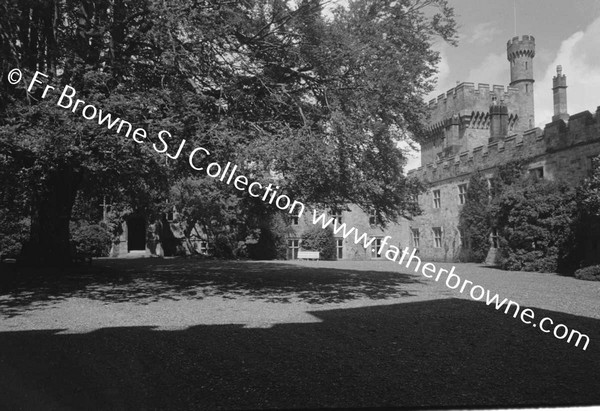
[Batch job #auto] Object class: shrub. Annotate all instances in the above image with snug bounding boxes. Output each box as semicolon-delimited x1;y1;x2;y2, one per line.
70;222;112;257
247;214;290;260
0;212;30;258
574;265;600;281
300;226;336;260
571;155;600;268
492;178;576;273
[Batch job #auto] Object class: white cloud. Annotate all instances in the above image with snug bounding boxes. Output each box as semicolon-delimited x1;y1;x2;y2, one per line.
536;16;600;126
465;52;508;86
398;140;421;172
426;44;451;101
464;22;500;45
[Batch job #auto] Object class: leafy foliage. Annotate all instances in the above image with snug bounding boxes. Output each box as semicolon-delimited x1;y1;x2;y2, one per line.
489;160;524;199
70;221;112;257
491;177;576;273
247;213;290;260
300;225;336;260
457;171;490;263
574;265;600;281
0;210;29;258
0;0;456;265
572;155;600;268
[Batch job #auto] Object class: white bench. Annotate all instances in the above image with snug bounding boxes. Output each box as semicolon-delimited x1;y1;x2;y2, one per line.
297;250;320;260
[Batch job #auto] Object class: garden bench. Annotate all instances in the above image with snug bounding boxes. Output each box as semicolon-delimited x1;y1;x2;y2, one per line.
297;250;320;260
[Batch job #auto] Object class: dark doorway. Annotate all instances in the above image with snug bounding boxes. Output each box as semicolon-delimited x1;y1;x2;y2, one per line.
127;217;146;251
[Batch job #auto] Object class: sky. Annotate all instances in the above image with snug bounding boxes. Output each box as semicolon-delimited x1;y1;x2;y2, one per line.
403;0;600;170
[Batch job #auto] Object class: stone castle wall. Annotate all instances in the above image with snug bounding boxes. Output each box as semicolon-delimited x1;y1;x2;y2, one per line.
410;108;600;185
407;107;600;262
421;83;531;165
427;83;522;127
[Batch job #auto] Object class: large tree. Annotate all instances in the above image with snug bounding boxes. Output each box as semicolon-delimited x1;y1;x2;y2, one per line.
0;0;456;265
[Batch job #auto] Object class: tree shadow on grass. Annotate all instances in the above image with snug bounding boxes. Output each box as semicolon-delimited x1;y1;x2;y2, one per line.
0;298;598;410
0;259;424;316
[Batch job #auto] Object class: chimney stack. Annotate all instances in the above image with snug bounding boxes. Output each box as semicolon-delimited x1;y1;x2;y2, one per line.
552;65;569;122
489;96;509;142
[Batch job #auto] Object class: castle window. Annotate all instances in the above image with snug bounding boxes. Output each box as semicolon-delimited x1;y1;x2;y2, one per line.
369;208;377;226
433;227;443;248
411;228;420;249
491;229;500;248
330;208;343;225
433;190;441;209
529;166;544;179
458;184;468;205
290;211;300;225
336;239;344;260
525;61;528;70
525;84;529;93
371;237;384;259
287;239;300;260
166;210;175;222
199;241;211;255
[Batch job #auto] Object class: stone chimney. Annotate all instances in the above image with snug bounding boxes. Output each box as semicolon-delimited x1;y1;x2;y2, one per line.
552;65;569;122
489;96;509;142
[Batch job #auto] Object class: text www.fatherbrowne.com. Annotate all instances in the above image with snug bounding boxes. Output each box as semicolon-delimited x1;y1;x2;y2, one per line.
312;210;591;351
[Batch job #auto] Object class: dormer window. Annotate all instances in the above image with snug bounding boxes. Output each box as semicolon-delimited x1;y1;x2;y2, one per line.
368;208;377;226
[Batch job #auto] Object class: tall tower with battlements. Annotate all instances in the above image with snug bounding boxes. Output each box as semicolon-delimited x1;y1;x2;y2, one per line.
507;35;535;129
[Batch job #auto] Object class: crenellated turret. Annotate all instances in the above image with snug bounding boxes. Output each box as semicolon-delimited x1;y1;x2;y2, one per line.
507;35;535;128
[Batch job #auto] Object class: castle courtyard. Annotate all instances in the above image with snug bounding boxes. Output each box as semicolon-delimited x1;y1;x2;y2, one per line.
1;258;599;409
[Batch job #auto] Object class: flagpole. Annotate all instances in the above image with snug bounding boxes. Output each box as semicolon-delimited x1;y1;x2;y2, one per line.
514;0;517;36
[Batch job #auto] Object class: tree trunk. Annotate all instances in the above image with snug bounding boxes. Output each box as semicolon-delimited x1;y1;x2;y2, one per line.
18;165;82;266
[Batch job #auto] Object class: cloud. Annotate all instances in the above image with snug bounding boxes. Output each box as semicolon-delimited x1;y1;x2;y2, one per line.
535;16;600;126
465;52;508;86
398;140;421;172
436;48;450;85
425;44;451;101
463;22;501;45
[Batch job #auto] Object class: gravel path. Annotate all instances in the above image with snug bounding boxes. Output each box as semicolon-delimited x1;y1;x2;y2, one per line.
0;258;598;409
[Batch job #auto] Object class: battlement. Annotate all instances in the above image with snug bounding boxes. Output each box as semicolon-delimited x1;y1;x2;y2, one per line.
409;107;600;183
553;65;567;88
507;35;535;60
507;35;535;46
427;82;523;126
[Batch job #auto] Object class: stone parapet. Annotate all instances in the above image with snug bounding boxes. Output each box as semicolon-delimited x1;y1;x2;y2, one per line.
408;108;600;182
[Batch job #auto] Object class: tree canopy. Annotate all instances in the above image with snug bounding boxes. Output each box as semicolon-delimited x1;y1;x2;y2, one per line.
0;0;457;265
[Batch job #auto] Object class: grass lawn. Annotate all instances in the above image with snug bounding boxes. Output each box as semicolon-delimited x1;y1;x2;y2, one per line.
0;258;599;410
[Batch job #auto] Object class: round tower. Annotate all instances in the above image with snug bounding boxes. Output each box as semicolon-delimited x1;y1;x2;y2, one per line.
507;35;535;129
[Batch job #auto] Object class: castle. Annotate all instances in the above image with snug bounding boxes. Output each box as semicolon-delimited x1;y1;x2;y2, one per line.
286;34;600;262
111;35;600;263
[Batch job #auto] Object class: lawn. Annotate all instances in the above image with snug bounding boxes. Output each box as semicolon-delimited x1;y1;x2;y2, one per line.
0;258;599;410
